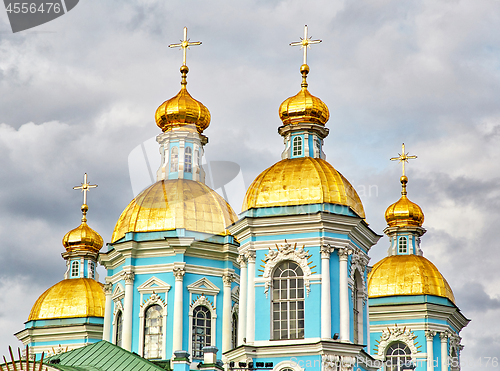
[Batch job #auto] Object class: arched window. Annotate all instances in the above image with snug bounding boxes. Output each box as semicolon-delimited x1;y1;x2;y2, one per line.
315;138;321;158
385;342;411;371
170;147;179;172
398;237;407;254
144;304;163;359
353;270;363;344
71;261;79;277
292;137;303;157
272;261;305;340
89;261;95;279
192;306;211;359
115;311;123;347
231;312;238;349
185;147;192;173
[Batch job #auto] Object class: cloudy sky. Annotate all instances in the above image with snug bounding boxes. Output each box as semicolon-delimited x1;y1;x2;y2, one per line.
1;0;499;368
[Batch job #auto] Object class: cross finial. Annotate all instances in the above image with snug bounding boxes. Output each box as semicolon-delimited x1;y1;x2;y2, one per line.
73;173;97;206
169;27;202;66
290;25;322;65
390;143;417;177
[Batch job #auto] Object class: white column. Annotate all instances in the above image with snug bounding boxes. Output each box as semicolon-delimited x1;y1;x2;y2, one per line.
222;273;234;353
426;331;436;371
246;250;256;344
320;245;332;339
122;272;135;351
102;283;113;342
172;267;186;353
237;255;247;345
440;332;449;371
338;248;351;342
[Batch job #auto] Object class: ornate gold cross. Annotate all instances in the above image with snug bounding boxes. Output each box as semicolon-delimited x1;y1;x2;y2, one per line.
73;173;97;205
169;26;202;66
290;25;322;65
390;143;417;176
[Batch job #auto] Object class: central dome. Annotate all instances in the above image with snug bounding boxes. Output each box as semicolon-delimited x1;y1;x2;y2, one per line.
368;255;455;303
243;157;365;218
112;179;238;242
28;278;105;321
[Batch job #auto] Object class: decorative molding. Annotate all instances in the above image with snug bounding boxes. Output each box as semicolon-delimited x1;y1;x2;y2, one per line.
322;355;340;371
103;283;113;295
425;330;436;341
261;241;313;298
375;325;420;358
173;267;186;281
112;283;125;302
223;273;234;286
273;360;304;371
187;277;220;296
123;272;135;284
320;244;332;259
231;285;240;304
137;276;171;304
337;246;353;260
246;249;256;263
237;254;247;268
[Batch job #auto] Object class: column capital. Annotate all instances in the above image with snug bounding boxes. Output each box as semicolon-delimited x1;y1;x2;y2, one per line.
440;331;449;341
173;267;186;281
320;244;332;259
425;330;436;340
237;254;247;268
124;272;135;284
337;247;353;260
104;282;113;295
222;273;234;286
246;250;256;263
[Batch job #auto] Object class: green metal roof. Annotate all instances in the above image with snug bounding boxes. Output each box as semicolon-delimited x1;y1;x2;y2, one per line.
44;341;167;371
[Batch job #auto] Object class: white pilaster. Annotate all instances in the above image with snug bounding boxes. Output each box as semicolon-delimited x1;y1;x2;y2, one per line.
222;273;234;353
426;331;436;371
237;255;247;345
102;283;113;342
320;245;332;339
172;267;186;353
441;332;448;371
338;247;351;342
122;272;135;351
246;250;256;344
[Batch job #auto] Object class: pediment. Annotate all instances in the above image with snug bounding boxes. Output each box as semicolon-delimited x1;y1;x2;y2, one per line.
187;277;220;295
137;276;171;293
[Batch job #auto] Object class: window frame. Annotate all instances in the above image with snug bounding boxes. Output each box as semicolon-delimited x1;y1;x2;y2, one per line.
143;304;164;360
271;261;305;340
71;261;80;278
292;136;303;157
191;305;212;359
185;146;192;173
398;236;408;254
384;341;411;371
170;146;179;172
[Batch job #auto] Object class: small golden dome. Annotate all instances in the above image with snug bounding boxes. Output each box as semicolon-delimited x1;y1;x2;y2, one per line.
111;179;238;243
62;205;104;253
28;278;105;321
155;65;211;134
368;255;455;303
243;157;365;218
385;176;424;227
279;64;329;126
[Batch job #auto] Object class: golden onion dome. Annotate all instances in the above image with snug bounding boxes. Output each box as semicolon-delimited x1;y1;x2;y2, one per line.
155;65;211;134
111;179;238;243
62;205;104;253
279;64;329;126
242;157;365;218
368;255;455;303
28;278;105;321
385;175;424;227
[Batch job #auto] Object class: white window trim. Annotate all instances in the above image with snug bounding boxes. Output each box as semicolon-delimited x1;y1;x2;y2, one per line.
138;293;168;359
187;277;220;309
188;295;217;359
273;360;304;371
112;300;124;345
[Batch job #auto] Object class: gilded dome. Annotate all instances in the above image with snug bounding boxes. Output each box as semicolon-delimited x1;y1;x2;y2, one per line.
368;255;455;303
385;176;424;227
155;65;211;134
243;157;365;218
62;207;104;253
279;64;329;126
112;179;238;243
28;278;105;321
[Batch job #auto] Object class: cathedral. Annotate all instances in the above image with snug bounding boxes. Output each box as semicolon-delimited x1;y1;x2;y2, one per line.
12;27;469;371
